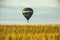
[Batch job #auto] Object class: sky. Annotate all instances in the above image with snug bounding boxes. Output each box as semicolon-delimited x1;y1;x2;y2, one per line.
0;0;60;24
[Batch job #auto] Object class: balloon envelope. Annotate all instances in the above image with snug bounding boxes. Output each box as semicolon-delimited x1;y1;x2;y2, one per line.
22;8;33;22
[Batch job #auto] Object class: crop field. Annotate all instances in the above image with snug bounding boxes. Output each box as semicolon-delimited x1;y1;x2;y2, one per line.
0;24;60;40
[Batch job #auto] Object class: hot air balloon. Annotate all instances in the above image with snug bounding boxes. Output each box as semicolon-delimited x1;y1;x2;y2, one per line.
22;8;33;22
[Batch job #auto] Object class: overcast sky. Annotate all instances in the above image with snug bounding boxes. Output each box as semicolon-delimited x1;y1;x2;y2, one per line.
0;0;60;24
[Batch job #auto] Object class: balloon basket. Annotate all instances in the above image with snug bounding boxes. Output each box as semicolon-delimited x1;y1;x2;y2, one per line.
27;20;29;23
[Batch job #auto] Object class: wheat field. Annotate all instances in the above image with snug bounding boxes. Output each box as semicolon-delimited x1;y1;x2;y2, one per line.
0;24;60;40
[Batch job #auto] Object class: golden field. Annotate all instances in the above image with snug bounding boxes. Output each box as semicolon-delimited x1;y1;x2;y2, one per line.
0;24;60;40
